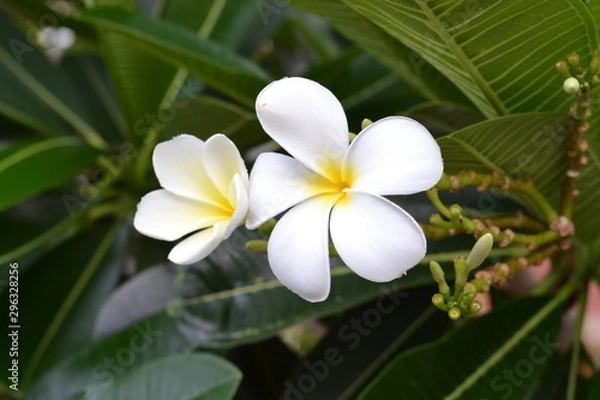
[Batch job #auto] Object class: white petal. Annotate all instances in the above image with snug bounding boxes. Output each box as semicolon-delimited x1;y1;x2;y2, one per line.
330;191;426;282
267;194;339;302
343;117;443;195
246;152;335;229
203;134;248;198
168;221;228;264
256;77;349;180
133;190;229;241
224;174;249;238
53;27;76;50
153;134;227;206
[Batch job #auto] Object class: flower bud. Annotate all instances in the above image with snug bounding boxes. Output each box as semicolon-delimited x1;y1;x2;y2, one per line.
566;53;580;69
245;240;268;254
430;261;450;295
563;77;580;95
555;60;571;79
432;293;447;310
466;233;494;271
258;218;277;236
448;307;461;320
361;118;373;130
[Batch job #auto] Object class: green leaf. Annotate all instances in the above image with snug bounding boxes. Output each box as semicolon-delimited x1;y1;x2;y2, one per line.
158;95;268;151
24;312;193;400
285;289;451;400
93;264;175;338
343;0;598;117
359;292;571;400
71;354;241;400
290;0;470;105
94;0;275;138
306;51;425;129
587;0;600;38
0;220;125;390
438;113;600;242
159;0;281;54
0;137;99;212
77;9;270;109
168;230;472;349
0;14;108;149
0;195;76;270
404;101;485;138
589;372;600;400
0;64;70;137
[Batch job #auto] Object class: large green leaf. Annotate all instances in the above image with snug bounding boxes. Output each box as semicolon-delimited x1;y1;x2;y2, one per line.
159;0;281;54
284;289;451;400
290;0;470;106
0;14;107;148
306;50;425;129
71;354;241;400
0;137;99;212
438;113;600;242
158;95;268;151
95;0;277;138
0;195;76;271
0;64;70;137
0;220;125;390
77;9;270;109
24;313;192;400
404;101;485;137
343;0;597;117
168;229;498;349
359;293;569;400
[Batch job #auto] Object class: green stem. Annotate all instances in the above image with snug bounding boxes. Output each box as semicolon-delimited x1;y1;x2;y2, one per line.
426;188;451;219
566;282;588;400
437;172;558;223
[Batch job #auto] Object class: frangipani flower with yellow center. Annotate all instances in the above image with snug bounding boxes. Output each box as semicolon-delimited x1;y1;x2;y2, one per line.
134;134;248;264
247;77;443;302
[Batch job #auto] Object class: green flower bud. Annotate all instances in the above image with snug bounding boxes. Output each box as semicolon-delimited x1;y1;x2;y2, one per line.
470;300;482;315
563;77;580;95
555;60;571;79
432;293;447;310
448;307;461;320
566;53;580;69
430;261;450;295
245;240;268;254
466;233;494;271
258;218;277;236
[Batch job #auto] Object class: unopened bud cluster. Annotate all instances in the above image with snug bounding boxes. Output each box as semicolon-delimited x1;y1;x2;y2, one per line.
430;234;493;319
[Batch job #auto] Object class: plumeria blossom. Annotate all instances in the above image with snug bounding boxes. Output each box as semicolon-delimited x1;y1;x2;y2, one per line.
134;134;248;264
247;77;443;302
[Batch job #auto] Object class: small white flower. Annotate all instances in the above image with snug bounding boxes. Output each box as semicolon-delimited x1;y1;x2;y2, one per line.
247;77;443;302
134;134;249;264
36;27;76;63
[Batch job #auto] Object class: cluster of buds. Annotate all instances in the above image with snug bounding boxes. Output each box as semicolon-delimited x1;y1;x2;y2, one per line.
430;234;494;319
556;50;600;103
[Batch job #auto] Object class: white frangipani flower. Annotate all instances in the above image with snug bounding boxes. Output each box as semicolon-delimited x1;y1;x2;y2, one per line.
247;77;443;302
134;134;248;264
